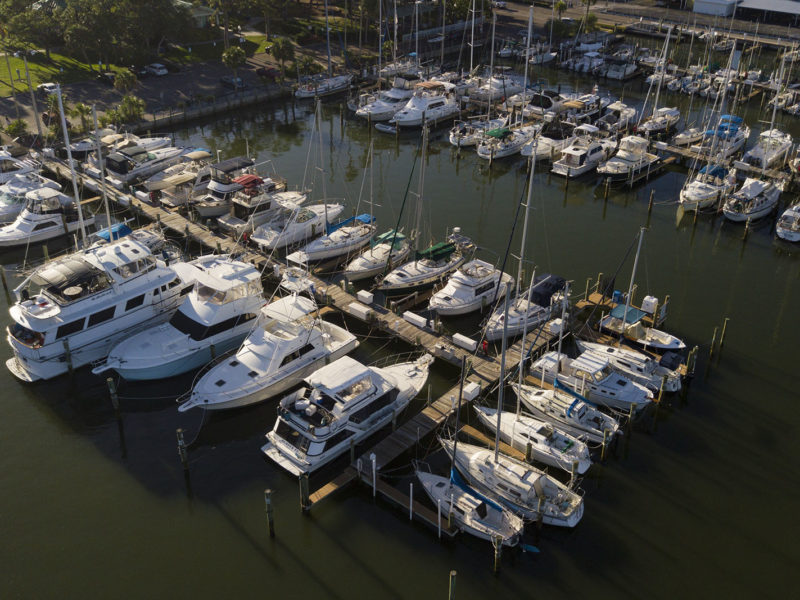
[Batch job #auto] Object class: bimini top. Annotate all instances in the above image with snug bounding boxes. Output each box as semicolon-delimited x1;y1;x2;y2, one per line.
327;213;375;234
699;164;727;178
609;304;648;324
529;273;566;306
212;156;255;173
305;356;378;399
719;115;743;124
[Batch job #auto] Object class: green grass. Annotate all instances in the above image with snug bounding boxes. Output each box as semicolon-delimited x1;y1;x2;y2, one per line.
162;35;271;65
0;51;128;97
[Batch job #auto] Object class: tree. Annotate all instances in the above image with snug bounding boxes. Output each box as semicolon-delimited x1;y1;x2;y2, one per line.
222;46;246;81
555;1;567;20
8;8;64;59
70;102;91;133
118;95;146;123
583;12;598;33
114;70;138;94
271;37;295;78
4;119;28;138
297;55;322;77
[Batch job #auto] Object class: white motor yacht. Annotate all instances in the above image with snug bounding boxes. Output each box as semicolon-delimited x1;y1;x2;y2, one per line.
574;340;682;393
474;406;592;474
596;100;637;134
551;124;616;178
672;126;705;147
6;235;197;381
429;259;513;316
416;470;524;545
262;354;432;475
344;230;410;281
92;256;263;381
295;74;353;98
377;230;474;296
140;150;213;194
558;93;610;125
216;186;298;238
512;383;620;444
0;188;96;248
251;203;344;251
476;125;538;160
0;173;61;224
83;145;189;190
192;157;258;218
637;107;681;137
484;274;567;341
605;60;638;80
520;121;575;162
597;135;660;184
439;438;584;528
736;129;793;171
0;151;39;184
388;81;460;128
469;74;524;103
286;213;376;265
353;76;417;122
722;177;781;222
530;350;653;413
776;203;800;242
521;89;566;118
679;165;737;211
179;296;359;412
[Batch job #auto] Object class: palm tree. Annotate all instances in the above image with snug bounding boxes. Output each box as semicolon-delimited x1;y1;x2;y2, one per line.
114;70;138;94
271;37;295;79
69;102;91;133
555;0;567;20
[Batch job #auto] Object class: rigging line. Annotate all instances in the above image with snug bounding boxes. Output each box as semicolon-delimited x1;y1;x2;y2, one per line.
489;169;528;309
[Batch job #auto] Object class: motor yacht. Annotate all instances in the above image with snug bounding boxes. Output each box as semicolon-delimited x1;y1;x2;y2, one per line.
429;259;513;316
551;124;616;178
0;173;61;224
388;81;460;128
596;100;637;134
216;186;298;238
597;135;660;184
83;145;189;190
736;129;793;171
0;188;96;248
0;151;39;184
353;76;417;122
637;106;681;137
295;74;353;99
192;157;258;218
574;340;682;393
776;203;800;242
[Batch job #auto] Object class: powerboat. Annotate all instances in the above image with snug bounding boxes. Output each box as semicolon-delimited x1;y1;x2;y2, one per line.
520;120;575;162
83;145;189;190
416;470;524;545
250;203;344;251
530;350;653;413
285;213;376;264
0;151;39;184
428;258;514;316
574;340;682;393
344;230;410;282
192;157;258;218
6;234;197;381
558;93;610;125
295;73;353;98
0;173;61;224
736;129;793;171
474;405;592;474
597;135;660;184
262;354;432;475
469;74;524;103
722;177;781;222
637;106;681;137
388;81;460;128
137;150;214;204
596;100;637;134
551;124;616;178
0;188;96;248
377;229;474;296
179;295;359;412
678;165;737;211
92;256;264;380
439;438;584;528
483;273;566;341
353;76;417;122
598;305;686;352
216;187;299;238
511;383;620;444
520;89;566;118
776;203;800;242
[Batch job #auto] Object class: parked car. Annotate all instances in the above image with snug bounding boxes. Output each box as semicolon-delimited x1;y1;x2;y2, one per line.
220;75;246;90
492;1;507;7
36;82;58;95
145;63;168;76
129;65;149;78
256;66;280;81
96;72;116;86
160;59;182;73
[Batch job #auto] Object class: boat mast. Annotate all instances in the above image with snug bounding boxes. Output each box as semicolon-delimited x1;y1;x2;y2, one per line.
494;288;511;463
553;280;569;379
316;100;328;226
378;0;382;85
393;0;398;64
412;127;428;254
469;0;476;73
56;85;88;247
520;6;533;127
549;0;555;49
91;105;113;240
440;0;446;68
620;227;645;344
486;13;496;121
516;152;537;415
651;26;672;118
414;0;419;70
324;0;332;77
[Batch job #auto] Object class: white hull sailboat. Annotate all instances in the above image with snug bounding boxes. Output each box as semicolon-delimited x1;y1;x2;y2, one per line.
344;230;410;281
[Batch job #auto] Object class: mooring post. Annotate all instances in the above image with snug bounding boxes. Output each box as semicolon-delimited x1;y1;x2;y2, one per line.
604;177;610;201
448;570;457;600
601;429;609;462
648;189;655;215
719;317;730;350
536;496;544;531
370;452;377;498
627;403;636;435
570;460;578;487
709;326;719;360
349;438;355;463
299;473;310;512
437;498;442;539
493;535;502;573
209;343;216;360
0;267;11;305
525;441;532;463
264;488;275;538
176;428;189;471
42;244;49;263
62;339;74;378
106;377;120;418
409;483;414;520
448;493;455;530
743;217;751;240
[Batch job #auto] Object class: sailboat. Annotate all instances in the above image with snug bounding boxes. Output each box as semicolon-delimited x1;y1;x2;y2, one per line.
295;0;352;98
637;27;681;137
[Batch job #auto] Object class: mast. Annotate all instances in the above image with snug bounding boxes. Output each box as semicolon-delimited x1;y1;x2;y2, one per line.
620;228;645;344
56;85;88;247
469;0;476;73
378;0;382;85
412;127;428;253
324;0;332;77
549;0;555;49
414;0;419;69
440;0;446;68
494;288;511;462
316;100;328;226
516;152;538;414
486;13;496;121
651;26;672;117
91;105;113;240
520;6;533;127
553;280;569;378
393;0;398;63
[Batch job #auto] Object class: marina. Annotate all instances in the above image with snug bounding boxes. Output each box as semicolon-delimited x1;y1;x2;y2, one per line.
2;4;800;598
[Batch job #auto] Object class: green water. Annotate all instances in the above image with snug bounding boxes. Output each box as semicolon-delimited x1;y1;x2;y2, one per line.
1;70;798;599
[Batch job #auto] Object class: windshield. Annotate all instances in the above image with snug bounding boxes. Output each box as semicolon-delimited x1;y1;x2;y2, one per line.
195;283;227;304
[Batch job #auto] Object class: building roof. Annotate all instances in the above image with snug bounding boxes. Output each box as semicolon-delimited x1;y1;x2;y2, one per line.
737;0;800;13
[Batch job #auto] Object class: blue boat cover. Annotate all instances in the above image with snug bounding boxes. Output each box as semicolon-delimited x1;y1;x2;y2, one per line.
555;378;598;409
719;114;743;124
609;304;648;324
326;213;376;234
95;223;132;242
699;165;727;178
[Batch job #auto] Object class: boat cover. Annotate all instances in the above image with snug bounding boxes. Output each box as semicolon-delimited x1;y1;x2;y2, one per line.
609;304;648;324
326;213;375;234
212;156;255;173
95;223;133;242
486;127;512;139
416;241;455;262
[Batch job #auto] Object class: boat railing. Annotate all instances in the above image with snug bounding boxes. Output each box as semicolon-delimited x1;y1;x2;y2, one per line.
177;346;239;404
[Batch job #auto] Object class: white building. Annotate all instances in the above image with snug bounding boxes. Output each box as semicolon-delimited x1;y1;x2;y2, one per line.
693;0;738;16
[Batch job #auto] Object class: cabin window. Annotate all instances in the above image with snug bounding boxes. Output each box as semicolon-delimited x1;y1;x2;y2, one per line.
322;429;354;451
168;278;181;289
125;294;145;311
8;323;44;348
275;419;310;452
279;343;317;367
88;306;115;327
56;318;85;339
160;285;167;292
349;389;398;424
32;221;58;231
153;288;160;296
179;285;193;296
474;282;495;296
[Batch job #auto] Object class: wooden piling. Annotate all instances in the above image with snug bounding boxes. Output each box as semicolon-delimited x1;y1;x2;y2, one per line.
299;473;310;512
709;326;719;360
743;218;751;240
62;339;74;378
493;535;502;573
448;570;457;600
42;244;49;263
604;178;610;201
719;317;730;349
648;189;655;214
0;267;11;305
627;403;635;435
601;429;609;462
409;483;414;520
525;441;532;463
370;452;377;498
264;488;275;538
176;428;189;471
106;377;120;418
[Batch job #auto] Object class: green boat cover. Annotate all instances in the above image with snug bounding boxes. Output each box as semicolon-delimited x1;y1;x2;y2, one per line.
417;241;455;262
486;127;512;139
374;229;406;248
